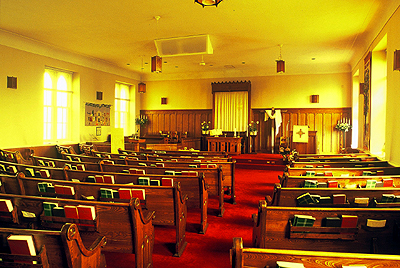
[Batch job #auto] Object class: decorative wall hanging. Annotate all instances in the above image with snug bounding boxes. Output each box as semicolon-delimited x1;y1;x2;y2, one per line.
85;102;111;126
362;52;371;151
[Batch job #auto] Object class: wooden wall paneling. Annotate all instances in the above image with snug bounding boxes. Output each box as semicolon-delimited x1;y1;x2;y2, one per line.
298;112;306;126
315;113;323;154
323;113;333;153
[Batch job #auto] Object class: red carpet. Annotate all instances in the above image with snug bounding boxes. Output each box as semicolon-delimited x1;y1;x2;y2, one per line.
104;154;283;268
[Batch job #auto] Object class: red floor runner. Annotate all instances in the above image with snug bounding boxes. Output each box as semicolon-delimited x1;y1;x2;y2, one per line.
104;162;283;268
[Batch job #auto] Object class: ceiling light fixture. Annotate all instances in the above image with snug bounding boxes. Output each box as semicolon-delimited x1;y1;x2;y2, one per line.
152;16;162;73
276;44;285;73
138;56;146;93
195;0;223;7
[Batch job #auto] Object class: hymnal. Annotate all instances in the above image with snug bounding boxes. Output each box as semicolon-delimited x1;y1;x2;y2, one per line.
7;234;37;258
341;215;358;228
0;199;13;212
77;205;96;220
162;178;174;187
64;205;79;219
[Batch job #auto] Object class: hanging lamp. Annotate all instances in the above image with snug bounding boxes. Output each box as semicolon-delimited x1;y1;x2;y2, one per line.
195;0;223;7
276;44;285;73
151;16;162;73
138;56;146;93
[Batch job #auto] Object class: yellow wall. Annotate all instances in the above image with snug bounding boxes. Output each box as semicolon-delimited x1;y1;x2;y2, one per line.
140;72;351;110
0;44;139;149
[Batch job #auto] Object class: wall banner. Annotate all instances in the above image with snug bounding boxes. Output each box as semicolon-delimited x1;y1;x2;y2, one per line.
85;102;111;126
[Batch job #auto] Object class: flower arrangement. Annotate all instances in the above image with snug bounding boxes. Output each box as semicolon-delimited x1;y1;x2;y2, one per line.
335;120;351;132
135;115;149;127
279;146;297;165
201;121;211;131
248;121;259;133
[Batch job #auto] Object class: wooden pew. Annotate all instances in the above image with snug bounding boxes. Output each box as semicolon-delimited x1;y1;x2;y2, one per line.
62;166;204;236
107;162;226;217
268;183;400;207
230;237;400;268
0;148;33;165
252;200;400;255
123;157;236;205
285;166;400;177
60;152;126;165
139;148;228;157
0;223;106;268
1;171;189;256
0;192;155;268
296;155;380;162
32;155;101;171
0;160;65;179
279;173;400;188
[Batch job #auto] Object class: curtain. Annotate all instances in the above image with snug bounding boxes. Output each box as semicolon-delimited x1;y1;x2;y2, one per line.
214;91;248;131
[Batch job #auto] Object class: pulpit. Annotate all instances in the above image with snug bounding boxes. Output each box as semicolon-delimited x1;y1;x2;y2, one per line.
206;136;242;155
124;137;146;151
289;130;317;154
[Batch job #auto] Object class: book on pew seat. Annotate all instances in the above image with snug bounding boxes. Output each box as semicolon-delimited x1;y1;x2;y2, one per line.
366;219;386;228
0;163;6;171
395;195;400;202
276;261;305;268
322;217;341;227
52;206;65;217
138;163;147;166
327;181;338;188
100;188;114;198
138;177;150;185
150;179;160;186
193;159;202;163
383;178;394;187
317;182;328;188
208;164;217;168
381;194;395;203
76;164;85;171
7;165;17;174
340;215;358;228
47;161;55;167
7;234;37;262
292;215;316;227
165;170;176;175
137;169;145;175
363;171;372;176
77;205;96;220
156;163;165;167
43;202;58;218
65;156;72;161
155;158;163;161
54;185;75;195
310;195;321;203
366;179;377;188
103;160;114;164
129;168;139;174
200;164;208;168
103;175;115;184
319;196;332;204
305;171;316;176
303;180;318;188
0;199;14;212
64;205;79;219
188;164;198;168
354;197;369;205
162;178;174;186
47;185;55;193
333;194;346;204
189;171;198;176
296;193;317;205
181;171;190;176
131;189;146;201
112;190;119;198
118;188;132;199
39;169;50;178
94;175;104;183
375;181;383;187
25;168;35;177
340;174;350;177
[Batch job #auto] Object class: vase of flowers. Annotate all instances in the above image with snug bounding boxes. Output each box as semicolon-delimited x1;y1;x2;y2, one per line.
201;121;211;135
335;119;351;152
279;146;297;166
248;121;259;136
335;121;351;132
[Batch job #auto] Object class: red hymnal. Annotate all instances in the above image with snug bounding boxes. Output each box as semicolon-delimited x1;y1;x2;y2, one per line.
129;168;138;174
77;205;96;220
39;169;50;178
103;175;115;184
0;199;13;212
383;178;394;187
328;180;338;188
341;215;358;228
64;205;79;219
118;188;132;199
94;175;104;183
7;234;36;258
162;178;174;187
131;189;146;201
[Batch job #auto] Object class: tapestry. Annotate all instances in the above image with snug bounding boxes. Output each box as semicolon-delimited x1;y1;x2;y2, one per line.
292;125;308;143
363;52;371;151
85;102;111;126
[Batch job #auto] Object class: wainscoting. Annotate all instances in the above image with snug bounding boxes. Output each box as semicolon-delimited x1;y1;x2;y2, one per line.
141;107;352;154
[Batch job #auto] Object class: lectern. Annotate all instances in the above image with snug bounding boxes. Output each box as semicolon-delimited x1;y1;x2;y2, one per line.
289;130;317;154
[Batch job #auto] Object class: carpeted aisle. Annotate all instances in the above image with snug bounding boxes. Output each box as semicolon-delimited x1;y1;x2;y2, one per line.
104;154;283;268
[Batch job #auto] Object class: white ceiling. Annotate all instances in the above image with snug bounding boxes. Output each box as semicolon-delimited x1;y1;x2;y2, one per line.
0;0;398;80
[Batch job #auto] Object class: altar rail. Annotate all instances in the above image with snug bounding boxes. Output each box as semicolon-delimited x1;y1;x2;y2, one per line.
207;137;242;155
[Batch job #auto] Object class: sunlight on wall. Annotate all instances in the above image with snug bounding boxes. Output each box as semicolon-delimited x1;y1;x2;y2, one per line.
370;35;387;157
352;70;359;149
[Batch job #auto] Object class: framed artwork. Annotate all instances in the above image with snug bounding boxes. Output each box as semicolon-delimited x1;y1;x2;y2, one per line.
363;52;371;151
85;102;111;126
96;127;101;136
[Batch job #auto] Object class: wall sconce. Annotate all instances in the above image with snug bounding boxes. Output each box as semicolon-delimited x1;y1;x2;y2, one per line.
7;76;17;89
138;82;146;93
394;50;400;71
96;91;103;100
311;95;319;103
151;56;162;73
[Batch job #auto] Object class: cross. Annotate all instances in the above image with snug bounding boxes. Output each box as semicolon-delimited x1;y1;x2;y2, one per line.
296;128;305;138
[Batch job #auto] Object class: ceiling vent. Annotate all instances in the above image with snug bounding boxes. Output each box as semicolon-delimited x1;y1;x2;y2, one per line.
155;34;213;57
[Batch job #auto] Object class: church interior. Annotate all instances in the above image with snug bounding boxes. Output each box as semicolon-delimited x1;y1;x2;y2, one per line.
1;1;400;267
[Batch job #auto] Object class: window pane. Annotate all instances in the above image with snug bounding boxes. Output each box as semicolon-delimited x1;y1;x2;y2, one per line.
57;75;68;91
44;72;53;89
44;90;52;106
57;92;68;107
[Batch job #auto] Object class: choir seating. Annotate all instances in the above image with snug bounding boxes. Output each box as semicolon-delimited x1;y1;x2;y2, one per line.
230;237;400;268
1;172;190;256
0;192;155;268
252;200;400;255
0;223;106;268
